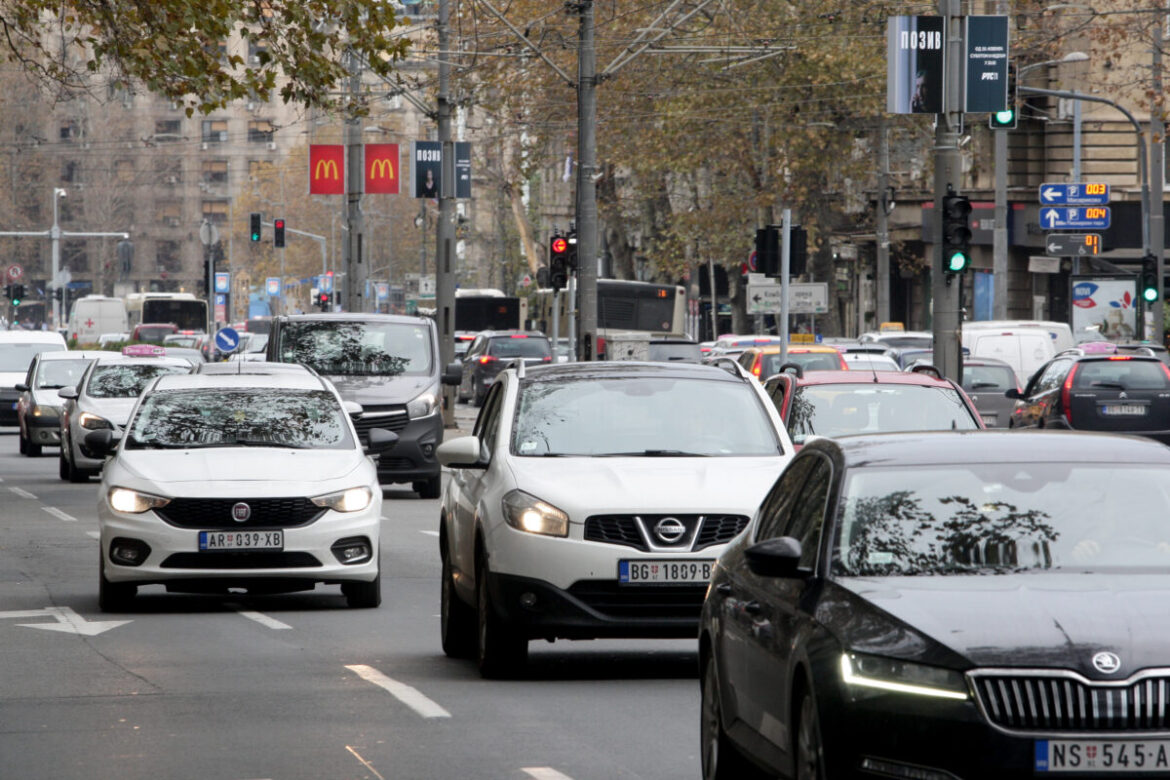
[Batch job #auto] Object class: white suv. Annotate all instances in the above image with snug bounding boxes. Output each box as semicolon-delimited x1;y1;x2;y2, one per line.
437;361;793;677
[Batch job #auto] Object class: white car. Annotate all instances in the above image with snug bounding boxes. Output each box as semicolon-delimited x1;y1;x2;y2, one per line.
437;361;793;677
94;371;389;611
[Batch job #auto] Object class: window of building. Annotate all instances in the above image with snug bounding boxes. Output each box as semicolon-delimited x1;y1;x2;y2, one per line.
59;120;79;142
201;119;228;144
202;160;228;185
115;160;135;183
62;160;80;183
248;41;269;65
156;240;181;274
155;119;181;142
201;200;229;225
157;202;182;228
248;120;274;144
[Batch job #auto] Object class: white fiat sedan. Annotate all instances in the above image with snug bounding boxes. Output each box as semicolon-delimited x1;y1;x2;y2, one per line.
94;372;388;611
437;361;793;677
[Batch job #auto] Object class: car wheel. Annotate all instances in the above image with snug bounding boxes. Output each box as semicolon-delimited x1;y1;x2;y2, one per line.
18;429;27;455
440;542;476;659
66;450;88;483
476;553;527;678
98;558;136;613
59;451;69;480
26;438;42;457
342;570;382;608
794;687;826;780
701;654;766;780
414;476;441;500
473;378;485;408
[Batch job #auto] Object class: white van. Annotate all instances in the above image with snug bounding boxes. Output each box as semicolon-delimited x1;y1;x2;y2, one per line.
962;325;1057;386
0;330;67;426
964;320;1074;352
68;296;127;345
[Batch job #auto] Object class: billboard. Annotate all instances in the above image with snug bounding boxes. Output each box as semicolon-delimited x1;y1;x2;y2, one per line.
364;143;400;195
887;16;945;114
309;144;345;195
411;140;441;198
1071;276;1138;341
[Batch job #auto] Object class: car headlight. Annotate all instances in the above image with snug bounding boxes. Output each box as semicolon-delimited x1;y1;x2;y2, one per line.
108;487;171;514
32;404;60;418
311;486;373;513
840;653;969;700
502;490;569;537
406;391;439;419
79;412;113;430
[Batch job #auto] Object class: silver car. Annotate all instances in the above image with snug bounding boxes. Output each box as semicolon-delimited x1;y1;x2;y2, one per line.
960;356;1020;428
58;353;192;481
15;350;108;456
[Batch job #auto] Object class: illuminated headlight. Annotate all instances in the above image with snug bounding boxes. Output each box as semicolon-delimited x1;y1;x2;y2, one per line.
841;653;969;701
502;490;569;537
311;486;373;513
108;487;171;514
32;404;60;418
406;391;438;418
79;412;113;430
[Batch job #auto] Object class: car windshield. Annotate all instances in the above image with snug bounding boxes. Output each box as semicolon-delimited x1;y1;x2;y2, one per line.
843;355;899;372
0;343;64;372
1072;359;1170;390
86;363;190;398
36;358;91;389
834;463;1170;576
124;389;354;450
648;342;702;362
245;333;269;353
512;376;782;456
787;384;979;444
488;337;550;358
762;351;841;375
879;336;932;349
962;364;1017;392
135;326;174;343
279;321;433;376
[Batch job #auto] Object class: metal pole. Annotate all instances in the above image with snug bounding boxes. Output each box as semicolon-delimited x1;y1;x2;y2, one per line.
344;52;365;314
993;127;1009;318
436;0;457;424
876;120;891;325
51;190;61;329
707;258;717;340
1151;30;1165;343
931;0;964;382
568;273;577;361
551;290;560;355
576;0;599;359
780;209;791;366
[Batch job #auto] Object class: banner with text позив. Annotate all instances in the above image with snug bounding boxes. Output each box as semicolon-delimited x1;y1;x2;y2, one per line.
309;145;345;195
888;16;944;114
411;140;441;199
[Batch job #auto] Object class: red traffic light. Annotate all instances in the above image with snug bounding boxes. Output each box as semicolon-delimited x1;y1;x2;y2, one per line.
274;219;285;229
551;237;568;254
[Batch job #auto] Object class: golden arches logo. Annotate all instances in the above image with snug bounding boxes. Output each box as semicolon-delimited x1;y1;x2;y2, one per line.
314;159;340;180
369;158;396;180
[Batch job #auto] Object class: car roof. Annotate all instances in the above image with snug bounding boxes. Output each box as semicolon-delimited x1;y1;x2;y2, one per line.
749;344;840;355
810;430;1170;468
480;330;548;338
277;312;433;326
91;354;193;368
37;350;115;361
0;331;67;344
196;361;315;376
785;369;955;388
960;356;1013;367
151;372;328;392
522;360;746;383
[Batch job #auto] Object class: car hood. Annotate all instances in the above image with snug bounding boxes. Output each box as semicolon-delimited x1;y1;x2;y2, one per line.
82;398;139;427
322;373;432;406
506;456;786;518
32;389;65;408
115;447;368;486
831;574;1170;678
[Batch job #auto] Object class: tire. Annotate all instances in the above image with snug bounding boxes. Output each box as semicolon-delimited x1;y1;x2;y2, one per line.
65;449;88;483
414;475;441;500
99;558;136;613
476;554;527;678
473;378;485;408
440;542;476;658
342;570;382;608
59;451;69;480
794;686;826;780
701;654;767;780
18;430;27;455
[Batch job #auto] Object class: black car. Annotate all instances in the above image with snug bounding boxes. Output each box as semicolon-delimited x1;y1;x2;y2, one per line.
1008;351;1170;442
457;330;551;406
700;431;1170;780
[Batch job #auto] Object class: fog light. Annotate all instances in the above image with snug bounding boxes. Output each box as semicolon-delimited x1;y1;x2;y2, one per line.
421;443;435;457
519;591;538;609
109;538;151;567
859;757;960;780
331;536;373;565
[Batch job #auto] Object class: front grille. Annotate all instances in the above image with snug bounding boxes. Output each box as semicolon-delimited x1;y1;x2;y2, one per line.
567;581;706;620
376;457;416;471
354;405;409;444
584;514;749;552
161;552;322;569
973;672;1170;732
156;497;324;529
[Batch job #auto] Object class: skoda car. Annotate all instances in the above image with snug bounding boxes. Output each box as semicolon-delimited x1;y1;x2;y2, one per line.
15;349;107;456
437;361;792;678
94;372;386;611
700;431;1170;779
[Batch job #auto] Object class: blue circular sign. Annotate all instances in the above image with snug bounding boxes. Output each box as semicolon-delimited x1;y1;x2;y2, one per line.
214;327;240;352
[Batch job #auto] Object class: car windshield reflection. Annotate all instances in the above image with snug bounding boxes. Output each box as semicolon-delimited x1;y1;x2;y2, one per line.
788;384;978;443
87;364;189;398
36;359;90;389
279;321;432;376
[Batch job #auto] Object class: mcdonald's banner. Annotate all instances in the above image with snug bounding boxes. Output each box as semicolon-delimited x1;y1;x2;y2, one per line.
309;144;345;195
364;143;400;195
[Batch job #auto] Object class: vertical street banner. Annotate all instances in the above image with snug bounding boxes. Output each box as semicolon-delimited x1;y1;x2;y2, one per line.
887;16;944;114
455;142;472;199
965;16;1009;113
309;144;345;195
365;143;400;195
411;140;441;199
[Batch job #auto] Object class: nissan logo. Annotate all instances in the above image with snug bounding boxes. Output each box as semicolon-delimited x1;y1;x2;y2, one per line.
231;502;252;523
1092;651;1122;675
654;517;686;544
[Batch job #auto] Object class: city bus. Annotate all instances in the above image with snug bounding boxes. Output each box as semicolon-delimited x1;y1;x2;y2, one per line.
531;279;689;348
125;292;208;332
455;288;526;333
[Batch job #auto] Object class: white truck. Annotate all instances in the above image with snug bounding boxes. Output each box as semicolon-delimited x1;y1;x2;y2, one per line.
67;295;128;345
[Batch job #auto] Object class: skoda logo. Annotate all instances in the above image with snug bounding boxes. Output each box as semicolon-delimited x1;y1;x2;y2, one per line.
654;517;686;544
231;502;252;523
1092;651;1122;675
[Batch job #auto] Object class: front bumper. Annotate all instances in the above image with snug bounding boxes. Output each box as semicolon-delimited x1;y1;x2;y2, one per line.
27;415;62;444
370;413;442;484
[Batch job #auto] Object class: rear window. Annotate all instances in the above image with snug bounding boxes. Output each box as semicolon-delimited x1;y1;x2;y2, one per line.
788;383;979;444
763;352;841;376
1073;360;1170;391
962;364;1017;392
489;337;551;359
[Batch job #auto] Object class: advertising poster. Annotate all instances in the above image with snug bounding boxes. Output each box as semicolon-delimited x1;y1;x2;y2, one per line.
308;144;345;195
887;16;944;114
364;143;400;195
411;140;441;199
1071;276;1138;341
964;16;1009;113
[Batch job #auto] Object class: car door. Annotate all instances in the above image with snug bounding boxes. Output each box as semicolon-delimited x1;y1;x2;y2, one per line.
1015;357;1072;428
450;379;505;593
460;336;484;397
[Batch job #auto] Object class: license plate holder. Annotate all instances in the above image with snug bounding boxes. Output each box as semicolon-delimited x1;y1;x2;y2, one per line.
198;530;284;551
1102;404;1147;416
1036;739;1170;773
618;559;714;585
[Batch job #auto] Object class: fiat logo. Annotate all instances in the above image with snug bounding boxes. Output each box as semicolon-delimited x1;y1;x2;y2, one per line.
231;502;252;523
1092;651;1121;674
654;517;686;544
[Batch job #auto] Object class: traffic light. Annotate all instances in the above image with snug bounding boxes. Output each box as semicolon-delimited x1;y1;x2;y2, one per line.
790;225;808;276
990;63;1017;130
941;188;972;274
1141;254;1160;304
317;291;330;310
11;284;23;306
274;218;286;248
549;235;569;291
756;226;779;277
3;284;9;301
250;212;262;242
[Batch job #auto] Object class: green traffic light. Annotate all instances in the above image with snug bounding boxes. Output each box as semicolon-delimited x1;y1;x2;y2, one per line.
947;251;969;273
1143;286;1159;303
994;109;1014;124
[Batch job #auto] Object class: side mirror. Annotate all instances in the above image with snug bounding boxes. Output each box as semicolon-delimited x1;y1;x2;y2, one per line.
58;386;78;400
778;362;805;379
443;361;463;386
343;400;364;422
744;536;805;578
83;428;121;458
367;427;399;451
436;435;485;469
14;382;28;392
1004;388;1023;400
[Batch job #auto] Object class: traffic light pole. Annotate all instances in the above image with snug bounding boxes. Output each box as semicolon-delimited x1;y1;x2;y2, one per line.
436;0;457;424
575;0;598;359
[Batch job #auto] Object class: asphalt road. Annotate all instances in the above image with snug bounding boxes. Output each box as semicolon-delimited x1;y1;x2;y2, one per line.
0;410;701;780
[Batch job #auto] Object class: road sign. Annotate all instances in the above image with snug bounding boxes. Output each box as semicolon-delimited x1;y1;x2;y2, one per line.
266;277;280;296
214;272;230;294
214;327;240;353
747;249;758;272
1044;233;1101;257
1040;206;1111;230
5;264;22;282
320;273;334;294
198;219;219;246
746;282;828;315
1038;182;1110;206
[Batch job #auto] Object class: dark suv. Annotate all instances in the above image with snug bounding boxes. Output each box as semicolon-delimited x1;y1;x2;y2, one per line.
1008;351;1170;441
458;330;552;406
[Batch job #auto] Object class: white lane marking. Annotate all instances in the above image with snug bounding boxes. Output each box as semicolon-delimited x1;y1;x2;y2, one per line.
9;487;37;500
346;746;386;780
228;607;292;631
418;530;439;537
43;506;77;522
523;770;576;780
86;531;99;539
345;664;451;719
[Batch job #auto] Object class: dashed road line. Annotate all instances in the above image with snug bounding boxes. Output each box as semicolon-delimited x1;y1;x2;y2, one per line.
9;487;37;500
522;769;576;780
345;664;451;719
228;607;292;631
42;506;77;523
85;531;99;539
418;530;439;537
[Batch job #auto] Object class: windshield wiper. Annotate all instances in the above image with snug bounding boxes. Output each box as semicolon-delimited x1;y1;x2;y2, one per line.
228;439;312;449
595;449;710;457
126;439;188;450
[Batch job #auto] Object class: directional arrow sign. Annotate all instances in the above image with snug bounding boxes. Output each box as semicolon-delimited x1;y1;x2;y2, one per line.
1040;207;1111;230
1;606;130;636
1045;233;1102;257
1038;182;1110;206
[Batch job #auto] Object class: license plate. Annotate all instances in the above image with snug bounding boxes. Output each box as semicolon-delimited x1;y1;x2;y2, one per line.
198;530;284;551
1102;404;1147;416
1036;740;1170;773
618;559;713;584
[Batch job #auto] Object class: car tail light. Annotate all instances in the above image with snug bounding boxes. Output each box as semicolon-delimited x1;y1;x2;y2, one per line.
509;334;528;338
752;360;762;376
541;356;552;362
478;356;497;364
1061;364;1080;424
1106;356;1133;361
596;336;607;358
